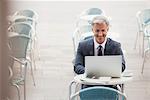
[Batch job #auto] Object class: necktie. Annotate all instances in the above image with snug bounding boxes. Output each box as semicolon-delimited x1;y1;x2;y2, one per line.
98;45;103;56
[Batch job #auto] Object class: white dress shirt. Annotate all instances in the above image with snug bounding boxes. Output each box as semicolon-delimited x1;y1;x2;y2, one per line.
94;37;107;56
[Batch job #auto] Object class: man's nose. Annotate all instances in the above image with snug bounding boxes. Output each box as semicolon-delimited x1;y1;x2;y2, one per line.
97;31;103;36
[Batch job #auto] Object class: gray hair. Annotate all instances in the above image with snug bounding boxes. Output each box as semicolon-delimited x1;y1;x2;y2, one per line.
91;15;110;26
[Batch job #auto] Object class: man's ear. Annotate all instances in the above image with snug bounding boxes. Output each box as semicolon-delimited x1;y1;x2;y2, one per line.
107;27;109;31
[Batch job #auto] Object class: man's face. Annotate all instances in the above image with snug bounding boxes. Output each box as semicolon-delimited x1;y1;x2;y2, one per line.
92;22;109;44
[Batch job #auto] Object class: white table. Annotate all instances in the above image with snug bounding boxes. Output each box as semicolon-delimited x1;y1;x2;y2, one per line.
69;73;133;100
74;74;132;86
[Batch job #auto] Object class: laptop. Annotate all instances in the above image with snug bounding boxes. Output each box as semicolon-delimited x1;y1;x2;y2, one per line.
85;56;122;78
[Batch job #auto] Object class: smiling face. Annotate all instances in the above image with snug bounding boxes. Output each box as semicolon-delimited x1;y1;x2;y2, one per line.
92;22;109;44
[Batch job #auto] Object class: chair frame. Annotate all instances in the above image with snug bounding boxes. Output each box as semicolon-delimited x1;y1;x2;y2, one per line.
76;8;105;27
134;9;150;57
8;22;36;86
141;24;150;73
9;56;28;100
8;34;32;100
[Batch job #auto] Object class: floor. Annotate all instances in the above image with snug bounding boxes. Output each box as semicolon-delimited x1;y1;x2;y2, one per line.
8;1;150;100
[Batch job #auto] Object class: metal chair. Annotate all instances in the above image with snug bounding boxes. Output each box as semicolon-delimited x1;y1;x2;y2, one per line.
134;9;150;56
12;9;38;36
70;86;127;100
8;34;31;100
13;9;38;21
73;8;105;53
10;10;38;39
72;25;92;57
141;24;150;73
13;9;38;36
8;57;28;100
8;22;33;36
73;8;105;55
8;22;37;84
13;17;34;26
83;8;105;15
9;9;40;62
76;8;105;27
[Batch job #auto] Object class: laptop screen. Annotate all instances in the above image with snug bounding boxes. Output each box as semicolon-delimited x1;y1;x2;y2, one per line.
85;56;122;78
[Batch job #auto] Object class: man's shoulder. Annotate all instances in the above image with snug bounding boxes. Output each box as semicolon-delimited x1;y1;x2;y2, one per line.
107;38;121;46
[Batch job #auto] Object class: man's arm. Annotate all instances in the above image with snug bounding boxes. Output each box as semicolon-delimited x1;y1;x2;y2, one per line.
116;43;126;72
74;42;85;74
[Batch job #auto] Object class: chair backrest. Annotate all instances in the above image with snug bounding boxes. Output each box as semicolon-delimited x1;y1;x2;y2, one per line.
14;9;38;20
144;24;150;36
72;28;80;56
9;34;30;58
78;25;92;34
71;86;127;100
81;8;105;16
8;22;33;37
14;17;34;25
136;9;150;32
72;25;93;56
73;8;104;55
144;24;150;48
76;8;105;27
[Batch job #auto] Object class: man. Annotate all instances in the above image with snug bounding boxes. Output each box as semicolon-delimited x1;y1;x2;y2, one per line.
74;15;126;76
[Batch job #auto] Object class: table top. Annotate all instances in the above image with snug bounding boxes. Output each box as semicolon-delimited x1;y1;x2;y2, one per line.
74;73;133;85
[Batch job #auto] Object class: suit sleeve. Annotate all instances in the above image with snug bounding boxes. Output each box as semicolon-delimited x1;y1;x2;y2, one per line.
116;43;126;72
74;42;85;74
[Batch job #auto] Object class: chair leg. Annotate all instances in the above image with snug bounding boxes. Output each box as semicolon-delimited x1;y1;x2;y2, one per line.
134;32;139;49
12;84;21;100
35;35;40;61
24;62;28;100
32;47;37;71
33;22;40;62
69;81;77;100
28;60;36;86
24;78;26;100
142;34;144;57
75;83;81;100
141;55;146;74
141;49;149;74
31;44;37;71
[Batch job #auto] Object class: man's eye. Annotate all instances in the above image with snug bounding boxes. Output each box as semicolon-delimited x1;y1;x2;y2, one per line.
96;30;100;32
101;30;105;32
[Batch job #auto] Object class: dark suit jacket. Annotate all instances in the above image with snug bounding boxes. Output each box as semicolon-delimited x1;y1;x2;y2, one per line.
74;37;126;74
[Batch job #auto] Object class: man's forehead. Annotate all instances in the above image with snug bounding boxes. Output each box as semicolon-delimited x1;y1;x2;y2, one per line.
93;22;107;26
93;23;108;28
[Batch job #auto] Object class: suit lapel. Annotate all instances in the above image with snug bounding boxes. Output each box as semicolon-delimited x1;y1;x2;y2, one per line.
104;38;111;55
87;38;94;56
